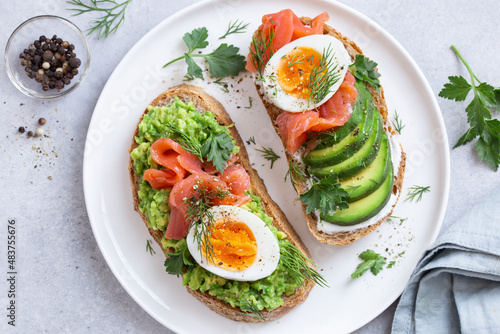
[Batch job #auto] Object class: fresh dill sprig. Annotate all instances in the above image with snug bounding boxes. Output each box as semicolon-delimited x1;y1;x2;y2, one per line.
219;19;250;39
280;242;328;287
247;136;256;145
146;239;156;255
256;146;280;169
285;161;307;192
345;185;361;194
239;298;265;321
249;28;275;75
308;44;341;106
213;78;229;93
405;185;431;202
288;53;306;68
392;110;405;135
67;0;132;39
161;120;203;160
184;182;229;264
244;97;253;109
183;73;195;81
387;215;408;223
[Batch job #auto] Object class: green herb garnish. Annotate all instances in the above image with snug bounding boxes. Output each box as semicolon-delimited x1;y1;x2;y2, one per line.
146;239;156;255
348;54;381;91
256;146;280;169
201;132;234;174
164;241;194;277
163;27;246;79
308;44;341;106
213;78;229;93
387;261;396;269
299;174;349;214
219;19;250;39
244;97;253;109
387;215;408;223
287;53;306;68
161;120;203;160
285;161;307;192
351;249;386;279
67;0;131;39
405;185;431;202
249;28;275;75
439;45;500;171
239;298;265;321
184;182;230;265
280;242;328;287
247;136;256;145
392;110;405;135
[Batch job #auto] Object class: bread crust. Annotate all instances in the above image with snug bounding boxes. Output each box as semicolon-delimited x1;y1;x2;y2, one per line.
129;85;314;322
253;17;406;246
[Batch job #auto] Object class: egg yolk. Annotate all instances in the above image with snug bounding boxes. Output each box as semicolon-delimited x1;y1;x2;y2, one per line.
277;47;322;100
203;218;257;271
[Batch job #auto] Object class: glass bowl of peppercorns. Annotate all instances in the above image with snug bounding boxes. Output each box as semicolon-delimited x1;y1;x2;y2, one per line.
5;15;90;99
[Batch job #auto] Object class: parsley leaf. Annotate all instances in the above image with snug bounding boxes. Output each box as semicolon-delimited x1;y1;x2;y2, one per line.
439;75;472;101
351;249;386;279
201;132;234;173
164;241;194;277
203;43;247;77
299;174;349;215
163;27;246;79
438;45;500;171
348;54;381;91
183;27;209;52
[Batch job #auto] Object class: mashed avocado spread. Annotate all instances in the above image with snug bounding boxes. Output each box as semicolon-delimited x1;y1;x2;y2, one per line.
130;98;303;312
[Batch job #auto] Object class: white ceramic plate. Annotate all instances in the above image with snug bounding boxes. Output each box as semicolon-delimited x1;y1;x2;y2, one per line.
83;0;450;333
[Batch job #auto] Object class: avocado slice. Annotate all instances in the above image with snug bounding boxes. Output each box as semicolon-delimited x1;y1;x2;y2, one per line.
303;98;375;168
308;111;384;180
310;80;372;150
341;132;391;203
320;165;394;226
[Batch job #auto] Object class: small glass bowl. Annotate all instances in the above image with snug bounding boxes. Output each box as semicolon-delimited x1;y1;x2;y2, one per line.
5;15;91;99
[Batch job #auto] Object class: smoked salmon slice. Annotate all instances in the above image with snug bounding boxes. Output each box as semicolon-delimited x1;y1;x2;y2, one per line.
276;71;358;154
165;170;252;240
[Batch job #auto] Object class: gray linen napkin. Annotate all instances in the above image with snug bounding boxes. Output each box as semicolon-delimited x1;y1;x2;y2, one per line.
391;189;500;334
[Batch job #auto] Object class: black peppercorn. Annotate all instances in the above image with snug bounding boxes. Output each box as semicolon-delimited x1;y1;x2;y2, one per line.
34;40;41;49
54;80;64;90
69;58;81;69
51;35;57;41
56;38;63;44
49;81;55;89
62;41;69;49
71;68;79;75
27;130;34;137
65;73;74;79
42;50;53;61
39;35;46;43
35;73;44;82
33;54;41;64
62;77;71;85
19;52;25;59
38;118;46;125
21;59;28;66
18;126;25;133
69;44;75;51
54;70;63;79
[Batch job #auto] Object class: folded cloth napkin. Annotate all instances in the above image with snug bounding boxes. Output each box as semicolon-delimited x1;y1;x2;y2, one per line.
391;190;500;334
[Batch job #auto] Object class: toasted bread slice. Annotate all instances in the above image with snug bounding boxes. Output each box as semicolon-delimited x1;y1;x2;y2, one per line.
129;85;315;322
253;17;406;246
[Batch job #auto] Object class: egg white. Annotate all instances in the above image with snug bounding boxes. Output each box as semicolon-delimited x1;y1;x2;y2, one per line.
186;205;280;281
261;34;350;112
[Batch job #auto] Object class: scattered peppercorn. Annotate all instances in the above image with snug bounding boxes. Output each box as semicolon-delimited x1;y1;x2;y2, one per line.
27;131;33;137
20;35;82;92
38;118;46;125
18;126;25;133
36;128;44;137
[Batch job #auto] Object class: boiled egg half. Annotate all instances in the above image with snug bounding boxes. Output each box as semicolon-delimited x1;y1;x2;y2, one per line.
186;205;280;281
261;34;350;112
